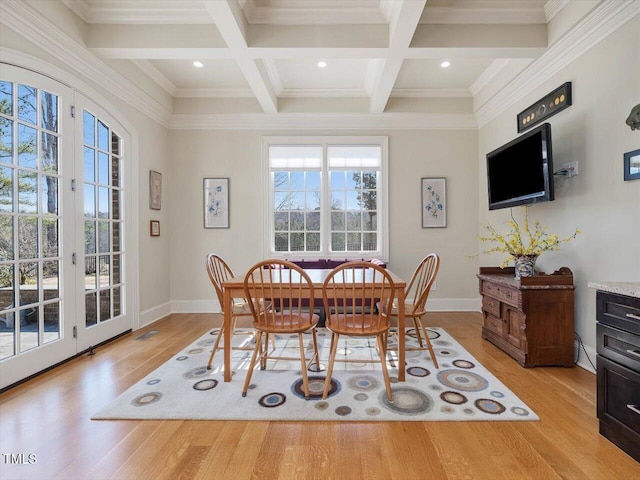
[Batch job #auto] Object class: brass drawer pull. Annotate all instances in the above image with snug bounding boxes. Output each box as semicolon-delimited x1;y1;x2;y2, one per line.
626;349;640;359
627;404;640;415
625;313;640;320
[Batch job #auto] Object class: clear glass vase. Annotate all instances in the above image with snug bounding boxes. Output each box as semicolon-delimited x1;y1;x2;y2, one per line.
514;255;538;279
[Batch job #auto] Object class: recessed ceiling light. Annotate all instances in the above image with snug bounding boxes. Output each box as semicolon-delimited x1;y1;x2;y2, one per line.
193;61;203;68
440;60;451;68
317;60;327;68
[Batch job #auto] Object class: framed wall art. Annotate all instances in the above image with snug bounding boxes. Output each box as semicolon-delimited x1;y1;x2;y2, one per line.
624;148;640;181
150;220;160;237
421;177;446;228
204;178;229;228
149;170;162;210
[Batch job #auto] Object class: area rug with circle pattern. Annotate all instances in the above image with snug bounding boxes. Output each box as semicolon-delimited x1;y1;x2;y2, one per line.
92;328;538;422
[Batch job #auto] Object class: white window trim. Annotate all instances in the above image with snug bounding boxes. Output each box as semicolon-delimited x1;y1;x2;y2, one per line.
262;136;389;261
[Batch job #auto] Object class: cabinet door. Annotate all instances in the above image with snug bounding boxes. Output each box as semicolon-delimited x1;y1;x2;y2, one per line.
505;307;525;349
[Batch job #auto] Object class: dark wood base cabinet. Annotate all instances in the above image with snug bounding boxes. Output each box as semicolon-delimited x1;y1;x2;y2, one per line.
477;267;575;367
596;290;640;463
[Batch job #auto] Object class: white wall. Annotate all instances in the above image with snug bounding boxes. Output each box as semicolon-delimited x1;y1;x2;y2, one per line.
0;23;173;324
168;129;480;312
476;16;640;354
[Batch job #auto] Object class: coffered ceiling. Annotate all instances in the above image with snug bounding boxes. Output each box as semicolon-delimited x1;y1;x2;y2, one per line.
59;0;552;115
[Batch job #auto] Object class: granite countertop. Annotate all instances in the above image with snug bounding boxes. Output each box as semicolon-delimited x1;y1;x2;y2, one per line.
588;281;640;299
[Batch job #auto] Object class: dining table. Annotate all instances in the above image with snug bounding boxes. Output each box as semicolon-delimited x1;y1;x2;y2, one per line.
220;267;407;382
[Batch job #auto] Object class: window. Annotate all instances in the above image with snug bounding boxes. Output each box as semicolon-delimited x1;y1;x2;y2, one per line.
264;136;388;259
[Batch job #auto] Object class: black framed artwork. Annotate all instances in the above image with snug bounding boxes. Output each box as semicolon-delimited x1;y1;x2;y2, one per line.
517;82;572;133
624;148;640;181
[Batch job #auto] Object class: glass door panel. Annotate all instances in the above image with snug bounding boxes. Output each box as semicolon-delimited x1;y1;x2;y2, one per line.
74;96;129;352
0;66;75;388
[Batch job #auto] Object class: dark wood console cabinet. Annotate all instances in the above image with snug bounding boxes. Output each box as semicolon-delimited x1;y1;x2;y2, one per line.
595;290;640;462
477;267;575;367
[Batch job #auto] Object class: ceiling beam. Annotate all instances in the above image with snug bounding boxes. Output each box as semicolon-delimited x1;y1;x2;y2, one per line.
369;0;427;113
202;0;277;113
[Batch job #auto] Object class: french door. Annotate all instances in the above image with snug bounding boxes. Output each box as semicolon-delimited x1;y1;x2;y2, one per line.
0;65;133;389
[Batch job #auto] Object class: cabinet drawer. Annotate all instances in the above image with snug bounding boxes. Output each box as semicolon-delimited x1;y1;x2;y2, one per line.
597;291;640;335
484;313;504;336
597;323;640;372
597;355;640;436
481;281;520;308
482;295;501;317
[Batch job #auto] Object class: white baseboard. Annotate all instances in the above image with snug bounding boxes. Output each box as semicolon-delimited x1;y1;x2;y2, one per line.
138;301;171;329
171;300;219;314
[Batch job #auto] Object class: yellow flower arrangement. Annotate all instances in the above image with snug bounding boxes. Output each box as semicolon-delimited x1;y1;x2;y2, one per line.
472;207;580;268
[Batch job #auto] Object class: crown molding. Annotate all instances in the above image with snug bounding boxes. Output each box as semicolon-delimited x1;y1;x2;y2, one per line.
420;6;547;24
475;0;640;128
279;88;370;98
174;88;255;98
168;112;477;131
0;0;172;127
240;1;386;25
390;88;471;98
544;0;571;22
469;59;510;96
132;59;177;96
62;0;209;24
262;58;284;96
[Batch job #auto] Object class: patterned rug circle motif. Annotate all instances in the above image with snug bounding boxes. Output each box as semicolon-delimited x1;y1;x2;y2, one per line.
407;366;430;377
193;379;218;391
440;391;468;405
347;375;380;392
291;376;339;400
259;392;286;408
379;386;434;416
436;369;489;392
474;398;506;414
183;366;211;379
93;327;538;422
131;392;162;407
452;359;475;369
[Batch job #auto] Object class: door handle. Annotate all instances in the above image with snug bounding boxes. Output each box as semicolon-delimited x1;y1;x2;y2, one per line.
627;404;640;415
626;349;640;359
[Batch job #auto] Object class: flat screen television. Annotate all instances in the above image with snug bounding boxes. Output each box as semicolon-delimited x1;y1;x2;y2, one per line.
486;122;554;210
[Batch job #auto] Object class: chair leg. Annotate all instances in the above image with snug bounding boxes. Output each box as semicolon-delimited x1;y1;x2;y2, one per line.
206;325;225;369
417;318;439;369
413;318;425;348
297;333;311;399
307;328;320;371
377;334;394;402
242;331;263;397
322;332;340;400
260;333;269;370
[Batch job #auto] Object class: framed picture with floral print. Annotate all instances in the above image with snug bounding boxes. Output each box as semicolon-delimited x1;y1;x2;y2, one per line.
149;170;162;210
421;177;446;228
204;178;229;228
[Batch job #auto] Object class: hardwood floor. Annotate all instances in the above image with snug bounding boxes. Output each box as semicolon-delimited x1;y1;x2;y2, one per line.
1;312;638;479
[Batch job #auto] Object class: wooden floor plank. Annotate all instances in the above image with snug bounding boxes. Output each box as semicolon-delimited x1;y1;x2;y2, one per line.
1;312;638;480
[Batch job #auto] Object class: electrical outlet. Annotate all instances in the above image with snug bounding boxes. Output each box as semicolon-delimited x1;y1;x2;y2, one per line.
562;161;579;177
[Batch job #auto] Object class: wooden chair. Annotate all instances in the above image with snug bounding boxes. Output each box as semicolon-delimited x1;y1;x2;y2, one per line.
321;261;396;402
242;260;320;399
388;253;440;368
205;253;273;370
